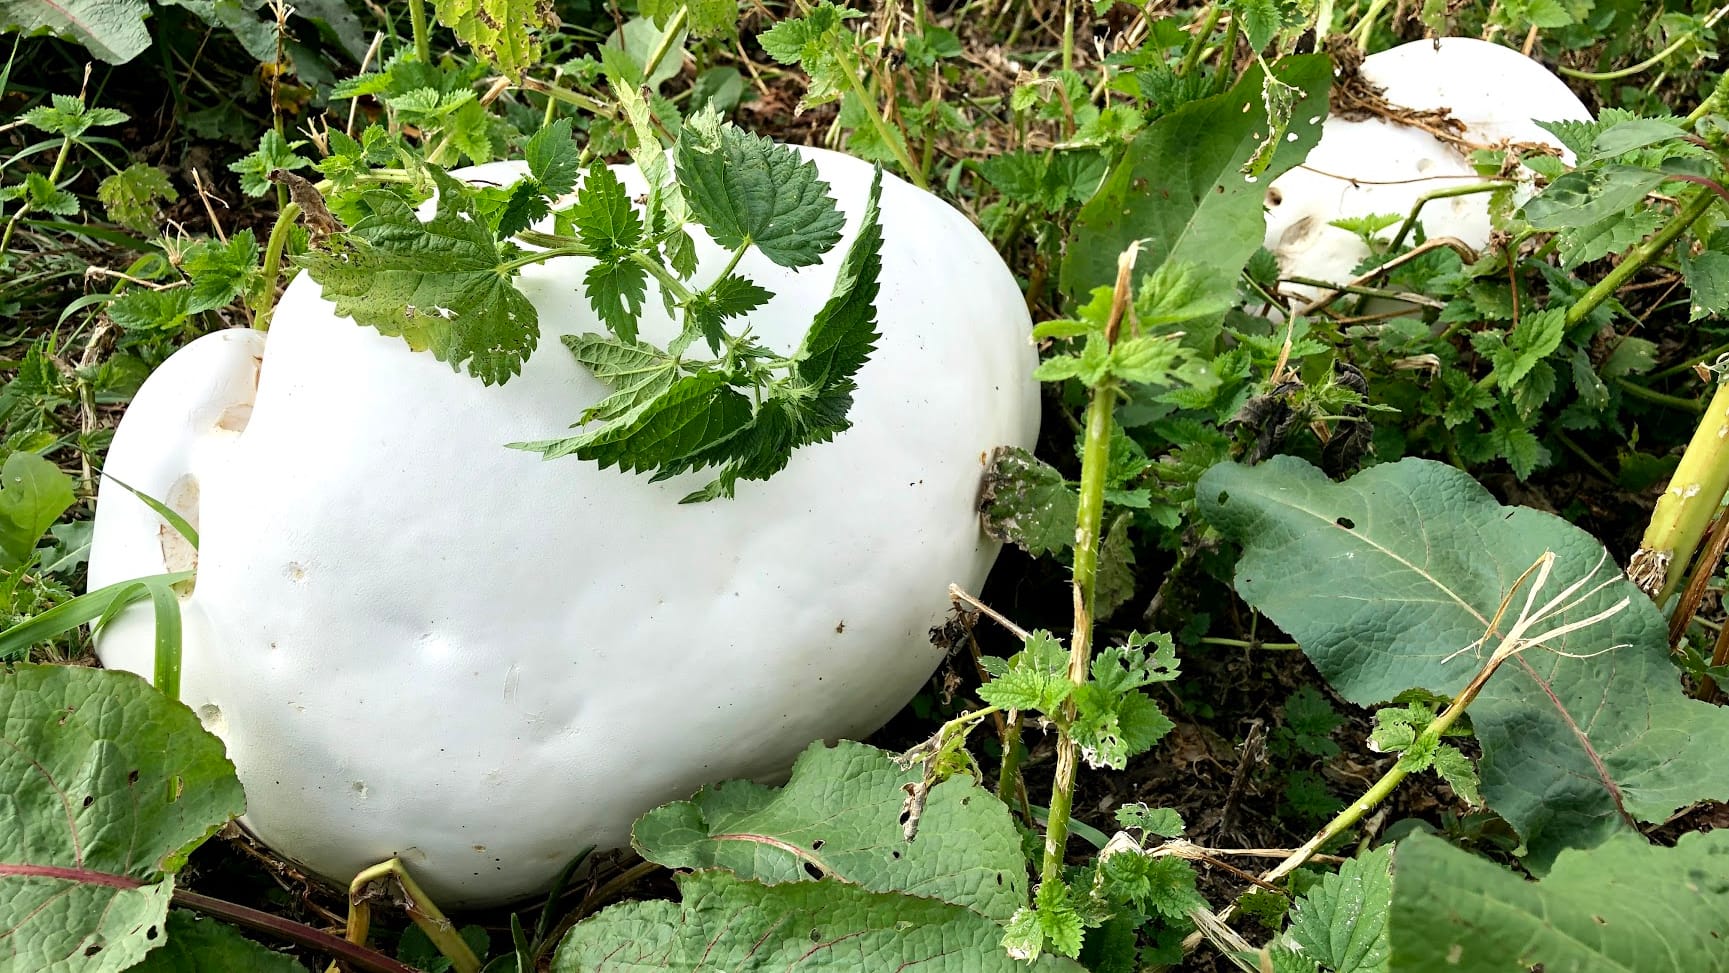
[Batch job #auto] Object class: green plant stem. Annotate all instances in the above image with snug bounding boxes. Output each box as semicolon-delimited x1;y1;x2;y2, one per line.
1385;182;1504;253
339;859;480;973
255;202;301;330
1350;0;1393;50
1210;14;1239;95
640;5;689;83
1198;637;1301;650
1041;371;1116;887
995;713;1029;816
1615;377;1705;413
833;45;929;190
1182;6;1224;78
1061;0;1074;74
1685;64;1729;128
408;0;432;63
1559;31;1696;81
1566;188;1719;330
173;890;417;973
0;130;73;257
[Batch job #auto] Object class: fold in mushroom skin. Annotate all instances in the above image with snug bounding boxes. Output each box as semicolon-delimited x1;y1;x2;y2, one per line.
1264;37;1593;302
87;148;1041;907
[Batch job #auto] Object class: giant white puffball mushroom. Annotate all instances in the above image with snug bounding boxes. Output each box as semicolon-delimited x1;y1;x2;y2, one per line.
1264;37;1592;303
87;147;1039;906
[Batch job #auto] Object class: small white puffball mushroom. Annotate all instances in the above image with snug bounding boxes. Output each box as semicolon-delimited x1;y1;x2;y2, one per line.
87;147;1040;906
1263;37;1592;303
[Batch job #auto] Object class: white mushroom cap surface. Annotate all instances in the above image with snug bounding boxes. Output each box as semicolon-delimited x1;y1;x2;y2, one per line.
88;148;1040;906
1264;37;1592;302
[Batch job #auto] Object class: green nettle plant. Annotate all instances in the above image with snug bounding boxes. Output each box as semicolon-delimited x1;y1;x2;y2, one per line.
6;0;1729;970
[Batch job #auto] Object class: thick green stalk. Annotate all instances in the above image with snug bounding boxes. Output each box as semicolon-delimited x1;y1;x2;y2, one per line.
640;5;689;82
408;0;432;63
255;202;301;330
834;45;928;190
1634;380;1729;604
1040;372;1116;886
0;131;73;256
1177;5;1223;79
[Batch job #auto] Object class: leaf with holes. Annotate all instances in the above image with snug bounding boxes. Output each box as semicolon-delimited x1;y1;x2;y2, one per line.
0;664;245;971
125;912;301;972
432;0;551;78
632;740;1026;921
552;870;1085;972
1197;456;1729;870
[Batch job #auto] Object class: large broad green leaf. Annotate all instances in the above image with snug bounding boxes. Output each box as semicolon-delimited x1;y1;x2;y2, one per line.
553;870;1085;972
1059;55;1330;304
633;740;1027;921
0;0;150;63
0;664;245;972
125;912;302;972
1388;830;1729;973
1196;457;1729;868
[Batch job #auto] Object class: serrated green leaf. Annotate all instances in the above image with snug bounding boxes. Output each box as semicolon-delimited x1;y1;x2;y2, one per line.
1582;118;1689;164
980;447;1079;558
676;110;845;268
561;333;680;424
1682;247;1729;322
1388;831;1729;973
1197;457;1729;869
1522;165;1664;232
791;166;882;424
21;172;78;216
1287;845;1392;973
126;911;302;972
182;230;260;312
553;870;1086;972
1072;685;1174;769
978;630;1073;715
632;740;1028;921
297;171;539;384
0;664;245;971
641;0;737;36
1115;804;1185;837
1429;744;1482;806
108;288;193;332
228;130;313;198
685;273;772;352
0;452;75;568
20;93;128;135
525;117;580;197
516;372;752;470
432;0;549;77
97;164;177;233
583;261;649;343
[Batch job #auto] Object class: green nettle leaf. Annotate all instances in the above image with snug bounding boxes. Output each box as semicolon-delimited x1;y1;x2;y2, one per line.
432;0;549;77
1116;804;1185;837
568;162;648;340
685;274;772;352
980;446;1080;558
229;130;314;198
1388;831;1729;973
0;452;76;568
1285;845;1392;973
1062;55;1329;305
788;166;883;425
553;870;1085;972
297;171;539;385
1071;683;1174;770
1197;457;1729;868
520;372;753;469
1428;744;1482;805
108;288;193;332
978;630;1073;716
182;230;262;313
125;912;302;972
641;0;737;36
0;664;245;971
524;117;580;198
675;110;845;268
20;93;129;136
1521;165;1665;232
0;0;151;64
633;740;1028;921
97;164;178;232
1681;242;1729;321
1004;879;1086;961
560;335;679;424
23;172;79;216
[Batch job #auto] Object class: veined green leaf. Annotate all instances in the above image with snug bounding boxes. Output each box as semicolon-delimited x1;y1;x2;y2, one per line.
297;170;539;385
1198;457;1729;868
1286;845;1392;973
1389;831;1729;973
675;109;845;268
0;451;75;569
633;740;1028;921
432;0;550;77
515;372;752;471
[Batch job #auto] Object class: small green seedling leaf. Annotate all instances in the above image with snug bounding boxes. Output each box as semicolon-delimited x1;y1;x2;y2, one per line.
183;229;262;312
97;164;178;233
230;130;313;198
978;630;1072;715
20;92;128;136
